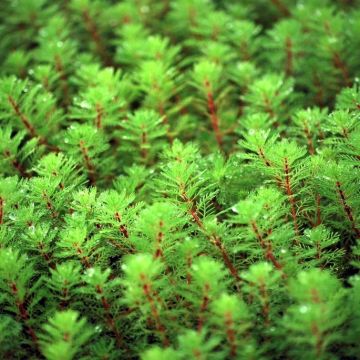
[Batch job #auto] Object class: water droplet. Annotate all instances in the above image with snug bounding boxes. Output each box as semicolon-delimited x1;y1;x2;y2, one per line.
9;213;17;221
140;5;149;13
87;268;95;277
80;100;91;109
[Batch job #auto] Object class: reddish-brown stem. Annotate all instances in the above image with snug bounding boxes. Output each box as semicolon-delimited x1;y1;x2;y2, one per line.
263;97;276;119
73;243;91;268
204;81;223;150
82;10;112;66
197;283;210;332
313;74;324;106
115;212;129;238
54;55;69;106
259;283;270;326
311;288;321;304
10;282;38;346
342;127;349;139
140;128;148;161
303;123;315;155
95;103;103;129
336;181;360;238
60;287;69;309
265;244;283;271
258;148;272;167
333;52;351;87
79;140;96;185
311;322;324;357
38;243;55;269
141;278;169;346
181;189;241;284
251;221;284;272
285;37;293;76
251;221;266;248
159;103;173;144
284;158;300;238
212;236;241;283
190;208;204;229
240;41;251;61
95;285;123;347
258;148;283;187
154;221;164;259
271;0;290;16
224;312;237;357
42;192;58;218
8;96;37;138
181;190;204;229
3;150;29;177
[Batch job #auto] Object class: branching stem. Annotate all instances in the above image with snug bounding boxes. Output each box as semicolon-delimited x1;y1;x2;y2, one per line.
284;157;299;238
204;80;223;150
336;181;360;238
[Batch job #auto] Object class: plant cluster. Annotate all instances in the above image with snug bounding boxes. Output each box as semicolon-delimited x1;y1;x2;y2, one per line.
0;0;360;359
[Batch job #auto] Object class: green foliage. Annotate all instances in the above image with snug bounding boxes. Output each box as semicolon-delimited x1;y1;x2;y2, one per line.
0;0;360;359
39;310;93;360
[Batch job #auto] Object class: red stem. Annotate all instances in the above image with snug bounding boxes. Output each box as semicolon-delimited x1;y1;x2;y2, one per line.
259;283;270;326
95;103;103;129
303;123;315;155
79;140;96;185
96;285;123;347
311;322;324;357
82;10;112;66
115;212;129;238
251;221;284;272
333;52;351;87
197;283;210;332
224;313;237;357
38;243;55;269
212;236;241;282
159;103;173;144
284;157;300;238
54;55;69;106
141;279;169;346
8;96;37;138
154;221;164;259
258;148;272;167
204;81;223;150
74;244;91;268
181;190;241;284
10;282;38;346
285;37;293;76
3;150;29;177
271;0;290;16
336;181;360;238
42;192;58;218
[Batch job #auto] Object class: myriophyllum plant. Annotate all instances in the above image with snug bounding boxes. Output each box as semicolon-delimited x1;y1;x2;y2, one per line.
0;0;359;359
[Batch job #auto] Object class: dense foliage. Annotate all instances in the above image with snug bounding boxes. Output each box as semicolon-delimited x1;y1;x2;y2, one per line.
1;0;360;359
